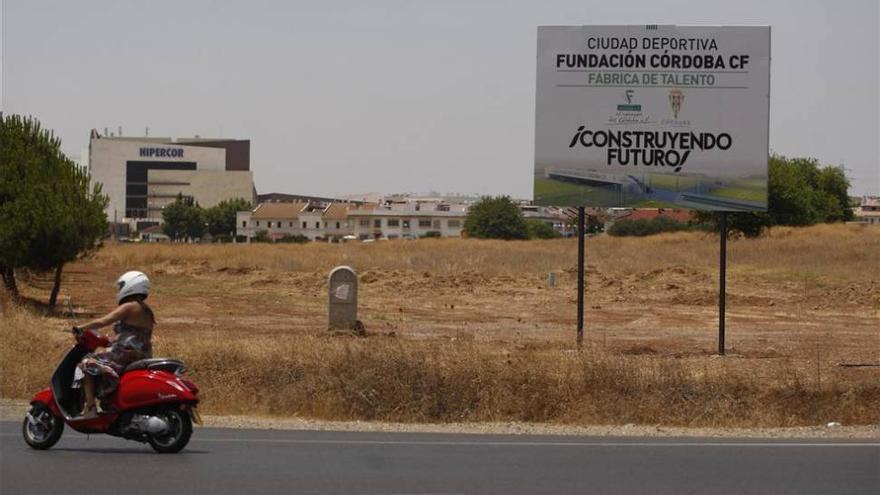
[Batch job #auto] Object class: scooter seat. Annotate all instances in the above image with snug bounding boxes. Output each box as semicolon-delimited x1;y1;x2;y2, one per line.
123;358;185;374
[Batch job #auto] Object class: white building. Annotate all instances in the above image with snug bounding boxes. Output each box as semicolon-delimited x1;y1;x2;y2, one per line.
348;202;467;240
236;201;467;241
853;197;880;225
236;202;356;241
87;130;255;231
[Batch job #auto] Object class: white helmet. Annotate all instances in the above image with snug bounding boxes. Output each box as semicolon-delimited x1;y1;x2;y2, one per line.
116;271;150;304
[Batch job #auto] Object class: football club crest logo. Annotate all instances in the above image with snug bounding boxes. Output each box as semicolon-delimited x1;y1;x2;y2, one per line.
668;89;684;119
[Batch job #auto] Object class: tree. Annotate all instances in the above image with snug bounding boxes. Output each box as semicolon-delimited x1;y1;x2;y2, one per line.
765;156;821;226
526;219;561;239
162;194;205;240
205;198;251;238
0;114;108;307
814;165;852;222
463;196;530;240
695;154;852;237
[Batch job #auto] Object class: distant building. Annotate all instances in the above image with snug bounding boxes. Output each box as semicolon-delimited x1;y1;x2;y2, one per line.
236;200;467;241
87;130;256;232
234;195;603;242
237;202;357;242
853;197;880;225
521;205;567;232
348;201;467;240
621;208;694;223
138;225;170;243
258;192;359;205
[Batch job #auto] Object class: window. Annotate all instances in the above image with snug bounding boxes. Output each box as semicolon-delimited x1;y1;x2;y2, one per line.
402;220;410;229
124;161;196;219
448;220;461;228
374;219;382;228
359;219;370;227
289;222;293;227
125;208;148;219
388;219;400;227
302;221;307;229
256;221;260;227
336;222;340;229
315;222;320;229
242;221;247;228
433;220;441;229
418;219;432;228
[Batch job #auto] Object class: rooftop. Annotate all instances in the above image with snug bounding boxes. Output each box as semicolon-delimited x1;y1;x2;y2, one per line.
250;202;307;219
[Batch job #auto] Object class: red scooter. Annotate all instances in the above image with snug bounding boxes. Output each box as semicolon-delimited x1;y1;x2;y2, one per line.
23;327;200;453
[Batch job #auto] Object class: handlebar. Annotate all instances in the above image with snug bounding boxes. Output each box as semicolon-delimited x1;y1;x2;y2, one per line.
68;327;110;349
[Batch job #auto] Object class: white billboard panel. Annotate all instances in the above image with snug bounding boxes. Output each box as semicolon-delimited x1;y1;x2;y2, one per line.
534;25;770;211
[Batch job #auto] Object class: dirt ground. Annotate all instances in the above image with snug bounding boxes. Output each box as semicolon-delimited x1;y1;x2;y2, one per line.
20;227;878;369
6;224;878;427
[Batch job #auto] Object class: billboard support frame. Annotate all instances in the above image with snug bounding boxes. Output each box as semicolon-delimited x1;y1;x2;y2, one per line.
718;212;728;355
576;206;585;349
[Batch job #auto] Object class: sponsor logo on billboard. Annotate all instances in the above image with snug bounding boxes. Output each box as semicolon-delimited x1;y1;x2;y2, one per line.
617;89;642;112
608;89;652;126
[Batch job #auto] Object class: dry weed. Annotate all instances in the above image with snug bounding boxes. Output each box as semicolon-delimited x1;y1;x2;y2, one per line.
3;224;878;427
3;297;877;427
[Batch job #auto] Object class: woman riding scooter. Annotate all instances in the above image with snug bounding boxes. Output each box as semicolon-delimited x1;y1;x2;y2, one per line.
72;271;155;419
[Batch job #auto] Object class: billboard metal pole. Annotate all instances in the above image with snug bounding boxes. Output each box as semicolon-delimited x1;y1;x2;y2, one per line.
577;206;585;349
718;212;728;355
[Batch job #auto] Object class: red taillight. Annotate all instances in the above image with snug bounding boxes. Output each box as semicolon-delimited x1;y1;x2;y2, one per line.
180;378;199;394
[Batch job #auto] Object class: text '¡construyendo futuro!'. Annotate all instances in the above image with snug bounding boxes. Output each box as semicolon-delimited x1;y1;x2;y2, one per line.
568;127;733;173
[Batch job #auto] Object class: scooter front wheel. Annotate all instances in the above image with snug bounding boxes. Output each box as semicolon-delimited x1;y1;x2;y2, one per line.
23;404;64;450
147;407;192;454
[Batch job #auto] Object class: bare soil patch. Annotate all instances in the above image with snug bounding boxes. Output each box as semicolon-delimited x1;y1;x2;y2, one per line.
2;224;878;428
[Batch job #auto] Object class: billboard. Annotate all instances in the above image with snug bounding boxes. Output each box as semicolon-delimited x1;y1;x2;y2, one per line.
534;25;770;211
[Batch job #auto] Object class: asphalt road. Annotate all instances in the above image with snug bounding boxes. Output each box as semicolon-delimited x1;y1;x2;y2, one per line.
1;421;878;495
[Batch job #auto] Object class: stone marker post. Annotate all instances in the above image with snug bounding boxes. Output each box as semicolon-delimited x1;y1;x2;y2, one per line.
328;266;358;330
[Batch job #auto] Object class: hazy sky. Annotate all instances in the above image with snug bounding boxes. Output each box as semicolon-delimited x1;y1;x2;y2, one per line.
2;0;878;197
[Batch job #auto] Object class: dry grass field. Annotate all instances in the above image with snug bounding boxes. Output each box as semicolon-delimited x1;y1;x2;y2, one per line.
2;223;878;427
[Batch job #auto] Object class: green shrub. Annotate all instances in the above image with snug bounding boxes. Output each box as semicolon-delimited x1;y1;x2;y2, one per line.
463;196;530;240
608;217;692;237
277;234;310;244
526;219;561;239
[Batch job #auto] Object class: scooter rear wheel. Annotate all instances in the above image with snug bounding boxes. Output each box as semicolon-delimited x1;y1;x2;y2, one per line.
23;404;64;450
147;408;192;454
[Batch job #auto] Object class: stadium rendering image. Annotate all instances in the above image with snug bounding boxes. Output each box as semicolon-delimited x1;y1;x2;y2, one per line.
534;167;768;211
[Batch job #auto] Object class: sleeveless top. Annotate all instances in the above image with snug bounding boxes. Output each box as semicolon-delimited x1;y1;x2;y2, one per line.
110;300;153;361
